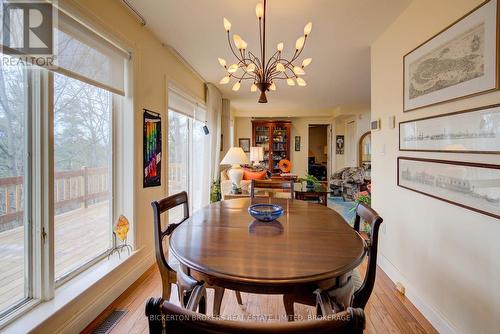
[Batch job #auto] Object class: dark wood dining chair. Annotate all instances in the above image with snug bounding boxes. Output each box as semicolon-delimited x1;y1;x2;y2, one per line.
146;285;365;334
151;192;242;316
250;179;294;198
283;202;383;318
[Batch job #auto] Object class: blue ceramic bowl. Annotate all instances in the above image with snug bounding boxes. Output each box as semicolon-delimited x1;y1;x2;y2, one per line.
248;204;284;222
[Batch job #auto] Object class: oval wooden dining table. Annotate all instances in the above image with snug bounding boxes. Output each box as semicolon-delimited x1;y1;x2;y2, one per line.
169;197;366;295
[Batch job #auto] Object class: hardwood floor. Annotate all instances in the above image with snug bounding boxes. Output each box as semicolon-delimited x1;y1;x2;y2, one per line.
82;261;438;334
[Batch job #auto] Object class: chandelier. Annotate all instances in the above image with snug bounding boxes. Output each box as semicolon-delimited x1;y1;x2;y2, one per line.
218;0;312;103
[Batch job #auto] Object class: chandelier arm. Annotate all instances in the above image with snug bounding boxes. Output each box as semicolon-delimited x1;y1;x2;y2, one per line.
270;67;294;80
227;32;243;62
270;76;289;80
230;73;256;81
266;52;286;79
290;36;308;63
247;51;264;72
239;57;259;68
265;51;281;74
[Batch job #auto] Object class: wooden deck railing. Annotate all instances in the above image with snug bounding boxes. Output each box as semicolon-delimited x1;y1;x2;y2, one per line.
0;167;109;225
168;162;187;192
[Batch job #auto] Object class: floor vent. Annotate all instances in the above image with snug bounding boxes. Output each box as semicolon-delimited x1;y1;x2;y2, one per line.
91;309;128;334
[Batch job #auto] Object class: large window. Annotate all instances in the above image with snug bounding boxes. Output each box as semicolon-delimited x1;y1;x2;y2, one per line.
0;57;29;314
168;91;209;221
0;7;129;322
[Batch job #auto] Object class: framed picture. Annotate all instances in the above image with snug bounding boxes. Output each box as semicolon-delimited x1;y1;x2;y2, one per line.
400;103;500;153
336;135;345;155
397;157;500;219
239;138;250;152
403;0;499;112
143;110;162;188
294;136;301;151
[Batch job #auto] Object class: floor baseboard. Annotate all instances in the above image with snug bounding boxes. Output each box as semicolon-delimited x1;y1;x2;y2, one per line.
377;254;457;334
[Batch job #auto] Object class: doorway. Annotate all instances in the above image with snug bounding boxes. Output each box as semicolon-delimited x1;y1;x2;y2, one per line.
308;124;329;181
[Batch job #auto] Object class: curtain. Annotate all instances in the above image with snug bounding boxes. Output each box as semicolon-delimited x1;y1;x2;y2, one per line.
206;83;222;183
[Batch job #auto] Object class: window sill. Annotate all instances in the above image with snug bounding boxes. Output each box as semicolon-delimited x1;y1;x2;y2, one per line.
1;249;142;333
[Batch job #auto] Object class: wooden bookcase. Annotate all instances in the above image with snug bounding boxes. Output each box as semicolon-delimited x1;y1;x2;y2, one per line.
251;120;291;174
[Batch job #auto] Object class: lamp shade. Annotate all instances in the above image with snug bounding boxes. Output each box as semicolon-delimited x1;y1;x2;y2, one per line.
220;147;250;165
250;146;264;162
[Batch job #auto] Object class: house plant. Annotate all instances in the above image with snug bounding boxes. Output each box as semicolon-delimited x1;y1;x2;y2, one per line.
298;174;320;189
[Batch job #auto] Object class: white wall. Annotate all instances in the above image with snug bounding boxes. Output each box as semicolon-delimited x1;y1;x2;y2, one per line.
371;1;500;333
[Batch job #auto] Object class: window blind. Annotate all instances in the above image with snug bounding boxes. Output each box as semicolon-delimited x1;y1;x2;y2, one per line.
54;11;128;96
169;89;206;122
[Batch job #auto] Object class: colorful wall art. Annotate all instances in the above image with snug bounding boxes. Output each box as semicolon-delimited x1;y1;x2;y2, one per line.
143;110;162;188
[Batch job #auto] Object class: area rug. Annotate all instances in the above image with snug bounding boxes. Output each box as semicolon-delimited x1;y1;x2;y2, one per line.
327;196;355;225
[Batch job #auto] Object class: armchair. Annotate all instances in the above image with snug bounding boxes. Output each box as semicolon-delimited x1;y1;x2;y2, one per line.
330;167;366;201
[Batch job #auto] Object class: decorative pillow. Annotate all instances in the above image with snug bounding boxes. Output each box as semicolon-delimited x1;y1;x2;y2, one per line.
243;169;267;180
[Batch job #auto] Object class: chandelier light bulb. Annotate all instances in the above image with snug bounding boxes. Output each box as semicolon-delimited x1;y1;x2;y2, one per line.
277;42;284;52
228;64;239;73
241;39;248;50
232;81;241;91
233;34;244;49
223;18;232;32
304;22;313;36
276;63;285;72
220;76;230;84
302;58;312;67
295;36;305;50
293;66;306;75
218;58;227;67
287;78;296;86
251;83;258;92
246;63;256;72
255;3;264;19
269;82;277;91
297;77;307;86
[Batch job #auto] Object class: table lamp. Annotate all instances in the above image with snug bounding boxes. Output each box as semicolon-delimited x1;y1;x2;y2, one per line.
220;147;250;193
249;146;264;167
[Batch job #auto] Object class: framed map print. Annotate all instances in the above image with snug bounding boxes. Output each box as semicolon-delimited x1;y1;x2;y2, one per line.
399;103;500;153
398;157;500;219
403;0;499;112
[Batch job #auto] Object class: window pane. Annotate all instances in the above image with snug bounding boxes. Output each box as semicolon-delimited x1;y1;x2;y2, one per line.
54;73;112;279
0;59;28;312
168;110;188;223
192;120;208;212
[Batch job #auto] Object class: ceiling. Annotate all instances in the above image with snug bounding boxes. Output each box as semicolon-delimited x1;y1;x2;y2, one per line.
127;0;411;115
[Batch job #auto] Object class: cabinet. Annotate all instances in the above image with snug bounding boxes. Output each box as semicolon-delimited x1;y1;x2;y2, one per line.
251;120;291;174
